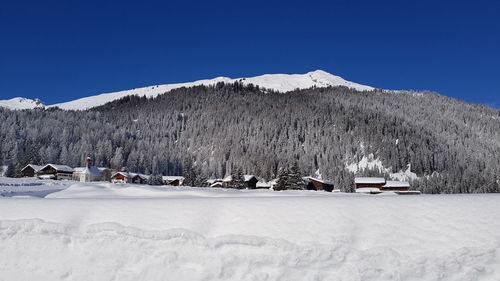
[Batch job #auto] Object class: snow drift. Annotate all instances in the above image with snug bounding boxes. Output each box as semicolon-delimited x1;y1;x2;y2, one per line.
0;181;499;281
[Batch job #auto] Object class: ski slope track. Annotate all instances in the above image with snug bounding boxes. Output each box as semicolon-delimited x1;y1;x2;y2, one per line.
0;179;499;281
0;70;375;110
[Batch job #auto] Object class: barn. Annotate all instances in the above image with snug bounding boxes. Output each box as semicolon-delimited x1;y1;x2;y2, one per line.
20;164;43;177
303;177;335;192
381;181;410;191
38;164;74;180
354;177;386;188
162;176;185;186
244;175;259;189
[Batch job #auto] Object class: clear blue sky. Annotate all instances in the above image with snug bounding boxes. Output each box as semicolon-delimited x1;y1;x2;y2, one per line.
1;0;499;108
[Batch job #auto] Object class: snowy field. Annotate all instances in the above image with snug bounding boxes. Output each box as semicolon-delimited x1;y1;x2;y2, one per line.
1;178;499;281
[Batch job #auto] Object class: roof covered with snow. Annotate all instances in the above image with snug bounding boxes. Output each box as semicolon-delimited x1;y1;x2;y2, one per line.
162;176;184;182
41;164;74;173
383;181;410;188
74;166;107;175
354;177;386;184
355;187;381;193
244;175;257;182
303;176;334;185
21;164;44;172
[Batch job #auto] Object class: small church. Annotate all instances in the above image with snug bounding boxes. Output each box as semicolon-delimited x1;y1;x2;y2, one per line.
72;157;111;182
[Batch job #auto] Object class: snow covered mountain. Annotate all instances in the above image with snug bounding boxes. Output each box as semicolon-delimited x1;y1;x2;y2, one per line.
0;97;45;110
0;70;375;111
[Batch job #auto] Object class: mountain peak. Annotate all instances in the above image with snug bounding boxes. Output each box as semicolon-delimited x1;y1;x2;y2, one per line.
0;97;45;110
0;71;375;111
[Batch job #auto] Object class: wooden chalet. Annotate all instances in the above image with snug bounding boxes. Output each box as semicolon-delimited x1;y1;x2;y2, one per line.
162;176;185;186
303;177;335;192
381;181;410;191
354;177;386;189
111;172;133;184
38;164;74;180
111;172;150;184
20;164;43;177
132;174;149;184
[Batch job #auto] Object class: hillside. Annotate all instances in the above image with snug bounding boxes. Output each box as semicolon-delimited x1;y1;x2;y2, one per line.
1;83;499;193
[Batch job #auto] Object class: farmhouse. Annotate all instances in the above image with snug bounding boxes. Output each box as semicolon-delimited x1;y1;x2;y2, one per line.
303;177;335;192
111;172;133;184
20;164;43;177
162;176;185;186
38;164;74;180
111;172;150;184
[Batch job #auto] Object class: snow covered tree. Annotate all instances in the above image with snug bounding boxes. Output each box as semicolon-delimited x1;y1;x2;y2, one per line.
288;162;305;190
231;168;246;189
147;174;163;186
274;167;289;191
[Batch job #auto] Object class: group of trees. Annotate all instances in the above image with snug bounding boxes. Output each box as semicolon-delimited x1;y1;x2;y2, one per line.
0;82;499;193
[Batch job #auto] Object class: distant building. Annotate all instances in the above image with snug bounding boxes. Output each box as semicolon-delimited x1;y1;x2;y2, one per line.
221;174;260;189
381;181;410;191
111;172;150;184
20;164;43;177
303;177;335;192
73;157;111;182
354;178;418;194
210;182;224;188
243;175;259;189
111;172;133;184
38;164;74;180
73;167;111;182
132;174;149;184
354;177;386;193
162;176;185;186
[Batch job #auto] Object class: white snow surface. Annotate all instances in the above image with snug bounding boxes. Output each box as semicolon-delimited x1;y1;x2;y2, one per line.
0;97;45;110
0;70;374;111
1;179;499;281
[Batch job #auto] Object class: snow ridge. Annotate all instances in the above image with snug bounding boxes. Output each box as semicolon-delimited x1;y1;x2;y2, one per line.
0;97;45;110
0;70;375;111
